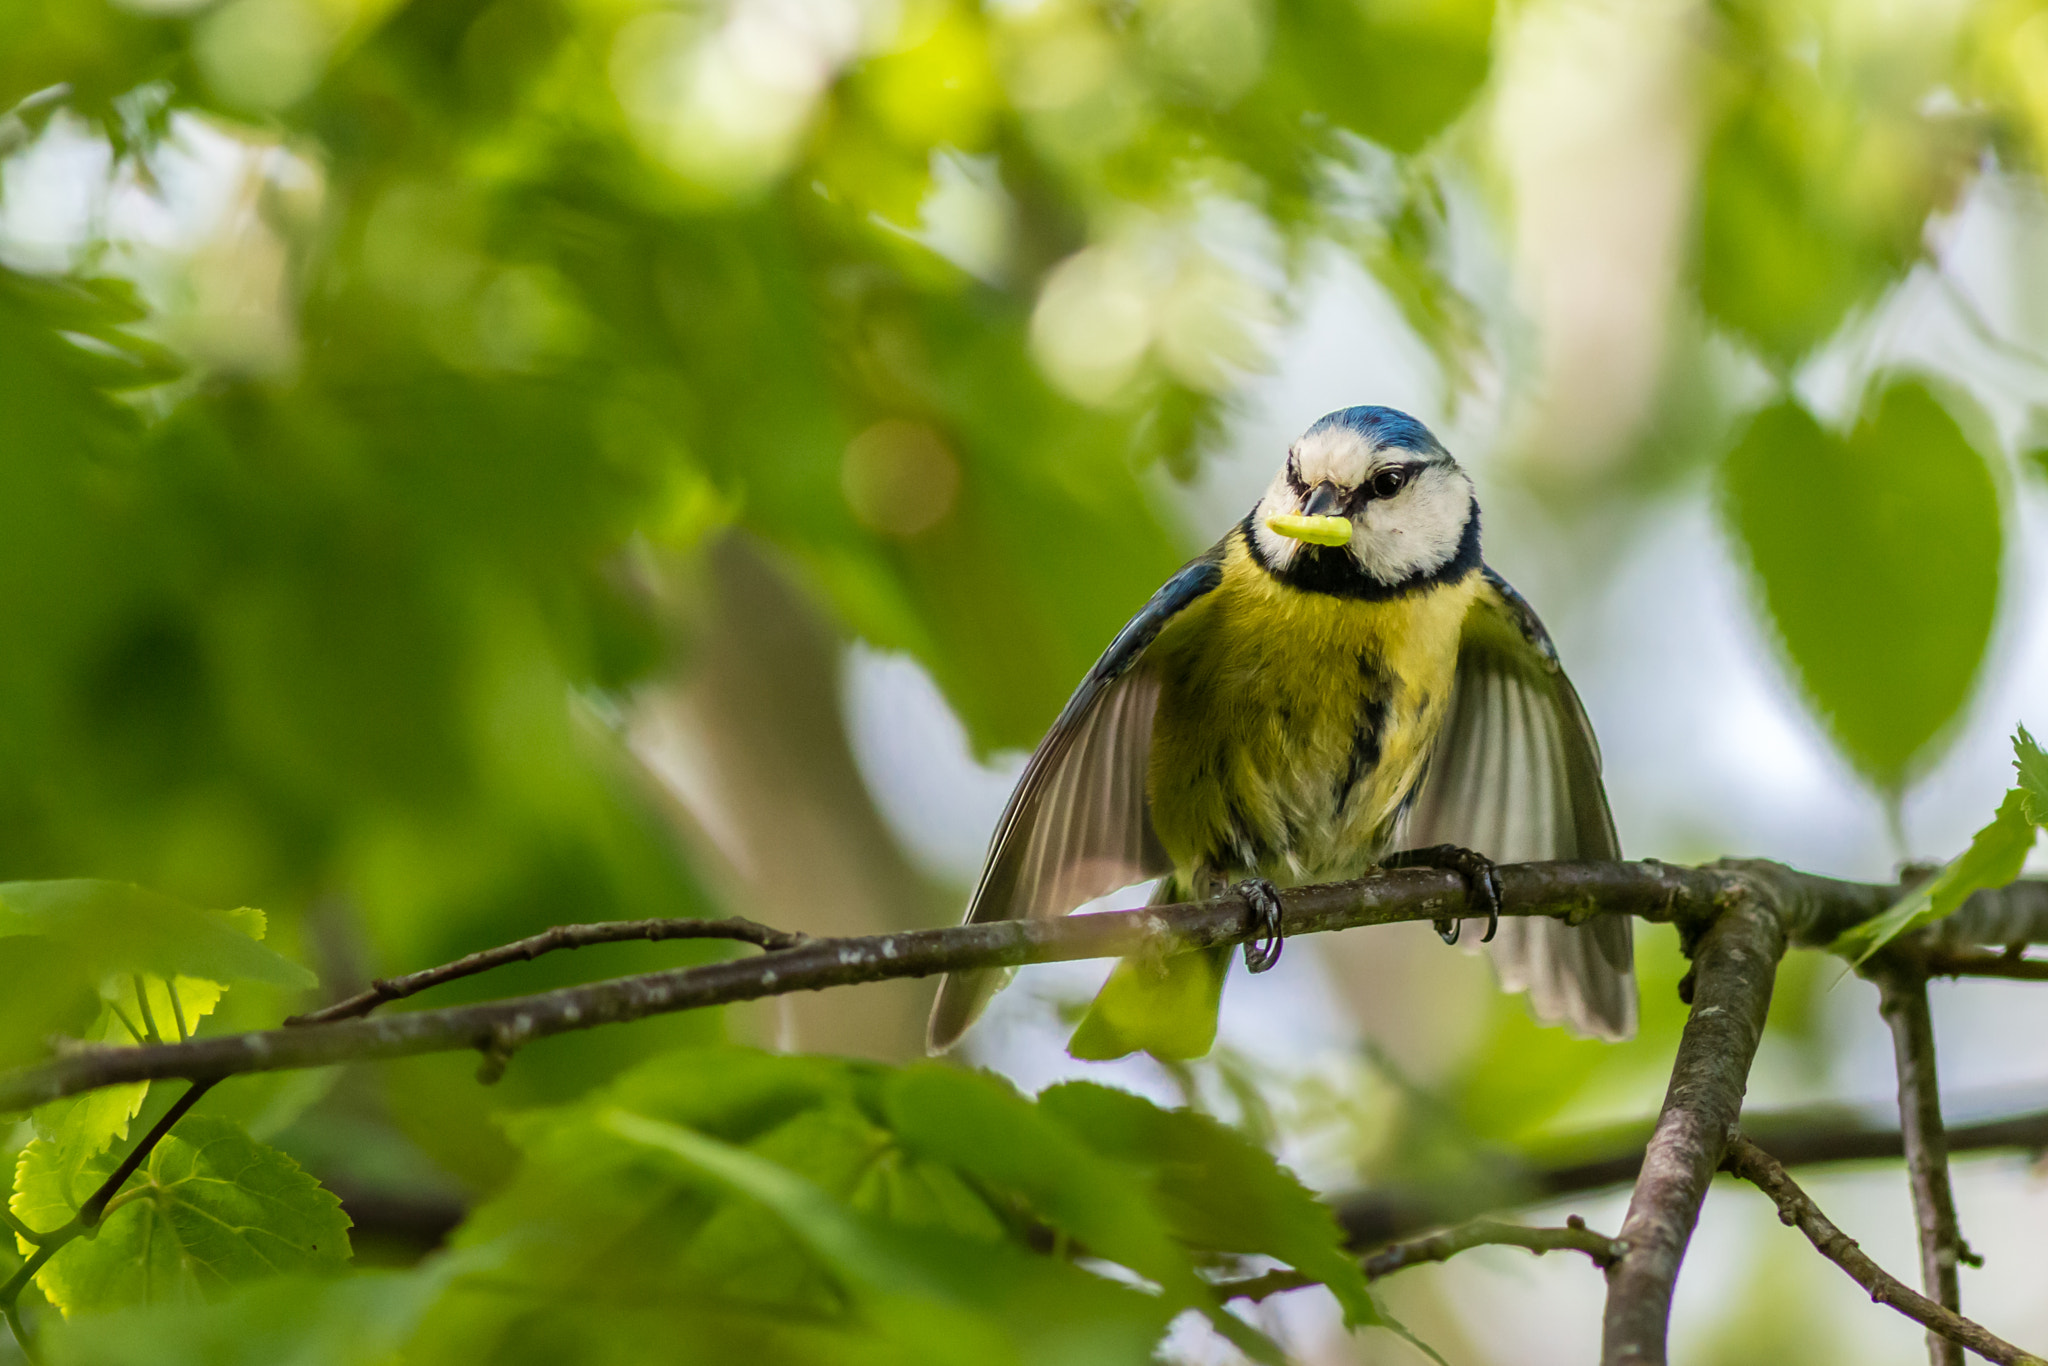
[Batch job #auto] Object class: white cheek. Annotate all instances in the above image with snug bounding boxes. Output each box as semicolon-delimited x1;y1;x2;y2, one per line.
1251;481;1304;568
1355;485;1469;581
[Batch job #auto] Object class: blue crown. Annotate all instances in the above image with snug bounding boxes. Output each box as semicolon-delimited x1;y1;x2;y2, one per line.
1304;406;1449;457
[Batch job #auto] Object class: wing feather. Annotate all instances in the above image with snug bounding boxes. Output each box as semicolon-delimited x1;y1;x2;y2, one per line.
927;550;1224;1052
1398;567;1636;1040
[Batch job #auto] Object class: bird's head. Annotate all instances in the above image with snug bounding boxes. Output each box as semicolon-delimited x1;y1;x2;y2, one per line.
1250;406;1477;591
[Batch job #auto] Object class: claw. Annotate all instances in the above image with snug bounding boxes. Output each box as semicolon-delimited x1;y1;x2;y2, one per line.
1388;845;1502;947
1236;879;1285;973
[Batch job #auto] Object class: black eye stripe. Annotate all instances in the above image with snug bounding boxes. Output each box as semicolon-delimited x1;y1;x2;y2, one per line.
1285;450;1309;497
1368;462;1423;499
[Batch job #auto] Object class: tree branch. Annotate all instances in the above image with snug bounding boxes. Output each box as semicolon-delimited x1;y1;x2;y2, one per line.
4;860;2047;1114
1332;1097;2048;1252
285;917;809;1025
1869;958;1973;1366
1219;1216;1624;1303
1723;1138;2045;1366
1602;891;1786;1366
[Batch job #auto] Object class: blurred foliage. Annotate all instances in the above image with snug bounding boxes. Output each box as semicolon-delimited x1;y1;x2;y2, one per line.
2;0;2048;1359
406;1047;1380;1364
1720;376;2003;792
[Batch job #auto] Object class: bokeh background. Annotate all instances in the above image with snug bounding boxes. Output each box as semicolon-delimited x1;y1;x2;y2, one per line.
4;0;2048;1359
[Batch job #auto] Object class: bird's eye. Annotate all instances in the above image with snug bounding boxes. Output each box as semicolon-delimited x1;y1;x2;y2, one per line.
1370;467;1407;499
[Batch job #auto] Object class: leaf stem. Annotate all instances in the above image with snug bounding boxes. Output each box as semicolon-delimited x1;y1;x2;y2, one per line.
0;1209;39;1246
2;1294;41;1366
130;975;162;1046
167;984;191;1044
104;1000;146;1046
0;1241;61;1321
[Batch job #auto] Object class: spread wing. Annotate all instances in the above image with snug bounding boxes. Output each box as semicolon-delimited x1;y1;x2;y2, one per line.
926;548;1225;1053
1398;566;1637;1040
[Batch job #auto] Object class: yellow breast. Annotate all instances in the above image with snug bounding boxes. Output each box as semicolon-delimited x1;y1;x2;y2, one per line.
1144;533;1480;883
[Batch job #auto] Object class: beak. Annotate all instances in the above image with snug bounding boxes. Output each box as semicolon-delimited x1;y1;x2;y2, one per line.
1266;481;1353;547
1302;481;1345;518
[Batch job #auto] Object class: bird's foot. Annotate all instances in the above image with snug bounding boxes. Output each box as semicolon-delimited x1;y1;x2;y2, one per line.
1235;878;1285;973
1384;845;1503;945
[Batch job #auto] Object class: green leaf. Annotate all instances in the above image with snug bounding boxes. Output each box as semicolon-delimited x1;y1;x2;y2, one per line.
2015;725;2048;824
0;937;99;1072
0;883;313;991
12;1116;352;1313
43;1262;467;1366
436;1049;1172;1365
1259;0;1493;156
599;1108;1174;1366
1721;380;2001;789
882;1065;1280;1363
1834;788;2040;963
1037;1081;1380;1328
678;1101;901;1311
882;1067;1185;1283
1696;49;1963;361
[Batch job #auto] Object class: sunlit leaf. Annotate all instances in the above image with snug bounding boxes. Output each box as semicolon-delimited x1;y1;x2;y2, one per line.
1835;726;2048;960
2014;724;2048;823
1721;379;2001;789
1835;789;2039;963
13;1116;352;1313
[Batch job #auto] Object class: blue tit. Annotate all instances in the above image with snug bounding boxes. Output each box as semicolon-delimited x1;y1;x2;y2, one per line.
926;405;1635;1060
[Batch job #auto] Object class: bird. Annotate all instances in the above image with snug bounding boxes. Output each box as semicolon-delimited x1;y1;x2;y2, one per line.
926;405;1635;1060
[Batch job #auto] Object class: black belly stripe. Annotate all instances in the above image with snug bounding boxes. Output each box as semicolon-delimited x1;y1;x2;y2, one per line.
1335;695;1387;809
1221;795;1266;872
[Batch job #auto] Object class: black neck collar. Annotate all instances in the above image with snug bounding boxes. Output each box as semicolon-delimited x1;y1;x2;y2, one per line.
1239;505;1481;602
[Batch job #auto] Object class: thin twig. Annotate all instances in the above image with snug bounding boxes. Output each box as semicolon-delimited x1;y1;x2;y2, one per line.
1723;1138;2045;1366
1603;894;1786;1366
1334;1097;2048;1253
1923;949;2048;983
1870;959;1973;1366
1219;1217;1625;1303
286;916;810;1025
2;860;2047;1113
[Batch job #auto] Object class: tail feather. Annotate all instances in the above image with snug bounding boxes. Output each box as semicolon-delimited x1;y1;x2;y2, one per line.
1484;913;1637;1041
928;967;1012;1055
